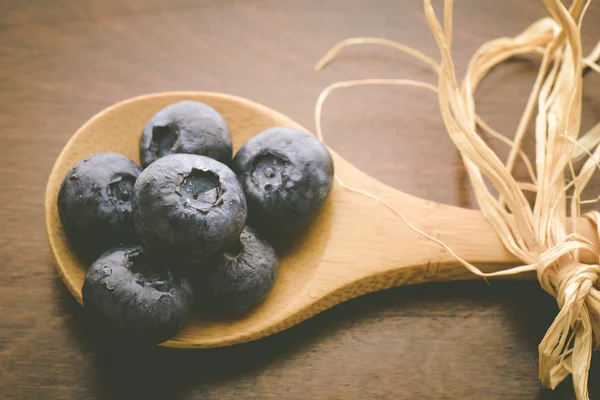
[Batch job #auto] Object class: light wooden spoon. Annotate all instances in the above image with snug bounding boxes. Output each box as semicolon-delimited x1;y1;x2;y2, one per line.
45;91;598;348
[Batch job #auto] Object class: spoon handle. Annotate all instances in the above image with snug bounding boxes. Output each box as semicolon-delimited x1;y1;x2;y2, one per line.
305;159;599;300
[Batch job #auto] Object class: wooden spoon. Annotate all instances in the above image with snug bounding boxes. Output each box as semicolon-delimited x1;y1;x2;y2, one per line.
45;91;598;348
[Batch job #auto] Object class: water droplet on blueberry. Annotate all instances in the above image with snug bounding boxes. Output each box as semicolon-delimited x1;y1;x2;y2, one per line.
264;167;275;178
178;169;223;212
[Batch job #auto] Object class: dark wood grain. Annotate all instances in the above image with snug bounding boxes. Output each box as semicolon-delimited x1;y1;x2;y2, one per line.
2;1;600;399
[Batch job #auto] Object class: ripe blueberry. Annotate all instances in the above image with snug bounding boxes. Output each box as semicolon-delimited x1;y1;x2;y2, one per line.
231;127;334;236
57;152;141;261
82;246;194;344
133;154;247;264
139;101;232;168
202;227;279;315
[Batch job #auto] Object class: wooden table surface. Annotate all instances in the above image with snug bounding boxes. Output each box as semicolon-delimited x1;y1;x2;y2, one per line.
3;1;600;399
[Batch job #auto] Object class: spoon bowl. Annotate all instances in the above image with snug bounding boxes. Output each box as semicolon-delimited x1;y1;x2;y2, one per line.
45;91;597;348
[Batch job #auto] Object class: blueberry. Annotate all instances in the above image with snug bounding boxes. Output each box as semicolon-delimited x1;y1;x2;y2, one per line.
202;227;279;315
133;154;247;264
82;246;193;344
57;152;141;261
231;127;334;236
139;101;232;168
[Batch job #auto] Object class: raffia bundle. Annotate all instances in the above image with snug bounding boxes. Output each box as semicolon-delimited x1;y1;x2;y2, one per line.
315;1;600;398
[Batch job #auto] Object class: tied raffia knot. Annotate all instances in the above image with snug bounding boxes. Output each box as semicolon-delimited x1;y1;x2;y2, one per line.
535;212;600;399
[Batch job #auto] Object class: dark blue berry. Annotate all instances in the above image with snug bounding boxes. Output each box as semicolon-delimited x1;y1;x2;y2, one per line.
57;152;141;261
139;101;232;168
133;154;247;264
231;127;334;236
202;227;279;315
82;246;194;344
